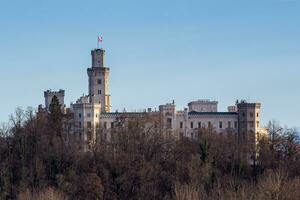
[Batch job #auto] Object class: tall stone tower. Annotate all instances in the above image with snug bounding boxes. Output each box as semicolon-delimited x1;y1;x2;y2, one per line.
237;101;261;146
87;49;111;113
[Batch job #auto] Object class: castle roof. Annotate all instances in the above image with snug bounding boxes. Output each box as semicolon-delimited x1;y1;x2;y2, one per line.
188;111;237;115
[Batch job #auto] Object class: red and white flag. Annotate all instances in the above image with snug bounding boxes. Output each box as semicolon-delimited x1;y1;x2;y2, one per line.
98;35;103;43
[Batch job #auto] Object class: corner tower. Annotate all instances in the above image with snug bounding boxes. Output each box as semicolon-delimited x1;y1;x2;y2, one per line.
237;101;261;145
44;90;65;111
87;49;111;112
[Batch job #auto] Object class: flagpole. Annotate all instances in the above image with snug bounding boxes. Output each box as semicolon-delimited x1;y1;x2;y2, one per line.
97;34;103;49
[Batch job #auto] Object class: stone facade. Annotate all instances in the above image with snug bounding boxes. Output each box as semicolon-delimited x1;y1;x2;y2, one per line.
87;49;111;112
40;48;268;148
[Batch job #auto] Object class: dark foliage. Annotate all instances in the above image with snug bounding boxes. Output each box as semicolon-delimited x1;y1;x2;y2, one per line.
0;109;299;200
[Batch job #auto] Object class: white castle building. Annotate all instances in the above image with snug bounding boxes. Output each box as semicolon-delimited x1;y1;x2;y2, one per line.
40;48;268;148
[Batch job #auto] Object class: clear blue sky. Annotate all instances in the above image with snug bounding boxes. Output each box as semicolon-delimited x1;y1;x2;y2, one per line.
0;0;299;128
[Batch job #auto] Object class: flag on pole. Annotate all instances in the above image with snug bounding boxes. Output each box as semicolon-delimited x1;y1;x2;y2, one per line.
98;35;103;43
97;35;103;49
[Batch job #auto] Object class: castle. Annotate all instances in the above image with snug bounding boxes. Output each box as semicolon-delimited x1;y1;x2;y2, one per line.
40;48;268;149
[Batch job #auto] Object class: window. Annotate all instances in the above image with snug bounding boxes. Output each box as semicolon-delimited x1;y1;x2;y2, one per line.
111;122;114;129
167;118;172;129
228;121;232;128
257;113;259;117
96;114;98;118
250;112;254;118
180;122;183;129
78;122;81;128
87;122;92;129
190;122;194;129
242;112;245;117
79;113;81;118
198;122;201;129
98;90;101;94
234;121;238;129
208;121;212;128
257;121;260;128
97;79;102;84
219;121;223;129
87;113;91;118
104;122;107;129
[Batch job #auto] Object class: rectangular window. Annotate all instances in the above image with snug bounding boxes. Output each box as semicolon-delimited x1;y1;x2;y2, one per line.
257;121;260;128
87;113;91;118
208;121;212;128
190;122;194;129
79;113;81;118
228;121;231;128
167;118;172;129
250;112;254;118
219;121;223;129
180;122;183;129
234;121;238;129
98;90;101;94
104;122;107;129
111;122;114;129
257;113;259;117
87;122;92;129
97;79;102;84
198;122;201;128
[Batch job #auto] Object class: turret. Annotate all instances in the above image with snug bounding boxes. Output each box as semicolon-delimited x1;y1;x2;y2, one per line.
87;49;111;112
44;89;65;111
92;48;105;68
237;100;261;145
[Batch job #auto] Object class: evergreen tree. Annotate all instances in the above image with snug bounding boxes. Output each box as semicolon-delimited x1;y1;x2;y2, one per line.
49;95;63;136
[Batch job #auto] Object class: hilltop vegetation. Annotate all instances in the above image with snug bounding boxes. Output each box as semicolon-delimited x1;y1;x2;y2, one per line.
0;107;299;200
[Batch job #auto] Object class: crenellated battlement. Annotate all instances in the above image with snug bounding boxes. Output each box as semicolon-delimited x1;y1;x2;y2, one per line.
44;89;65;97
40;47;267;153
44;89;65;111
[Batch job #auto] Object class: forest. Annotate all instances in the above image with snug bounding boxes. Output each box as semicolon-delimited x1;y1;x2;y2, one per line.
0;100;299;200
